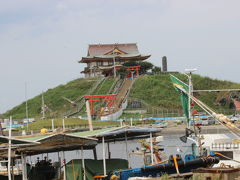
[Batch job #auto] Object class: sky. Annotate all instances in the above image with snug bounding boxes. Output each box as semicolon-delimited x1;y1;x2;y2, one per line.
0;0;240;113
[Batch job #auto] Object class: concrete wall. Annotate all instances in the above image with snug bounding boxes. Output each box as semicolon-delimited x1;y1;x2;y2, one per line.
101;100;128;121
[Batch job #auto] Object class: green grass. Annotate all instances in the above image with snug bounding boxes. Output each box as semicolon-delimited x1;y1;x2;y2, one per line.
2;78;99;119
2;74;240;120
129;73;240;113
17;118;120;131
17;118;155;131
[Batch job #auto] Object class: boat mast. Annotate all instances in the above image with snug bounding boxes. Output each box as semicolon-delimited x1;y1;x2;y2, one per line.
185;69;203;155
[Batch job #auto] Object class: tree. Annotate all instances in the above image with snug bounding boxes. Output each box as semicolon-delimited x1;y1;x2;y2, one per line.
117;67;126;79
123;61;138;67
152;66;161;74
138;61;153;74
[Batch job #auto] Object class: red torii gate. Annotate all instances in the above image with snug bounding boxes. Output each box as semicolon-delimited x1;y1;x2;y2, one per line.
124;66;140;77
84;94;117;116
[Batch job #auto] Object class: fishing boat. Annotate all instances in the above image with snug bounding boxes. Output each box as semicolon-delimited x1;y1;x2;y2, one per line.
202;134;240;167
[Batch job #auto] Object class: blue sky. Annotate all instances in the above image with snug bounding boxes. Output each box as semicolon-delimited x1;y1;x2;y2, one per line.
1;0;240;114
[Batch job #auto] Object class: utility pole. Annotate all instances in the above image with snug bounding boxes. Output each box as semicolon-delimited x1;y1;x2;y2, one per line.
42;91;45;119
25;82;29;130
8;116;12;180
113;56;116;78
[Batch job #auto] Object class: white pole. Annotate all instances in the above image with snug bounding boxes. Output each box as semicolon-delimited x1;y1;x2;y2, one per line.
113;56;116;78
62;119;65;131
130;118;133;127
102;137;106;176
21;153;27;180
42;92;45;119
8;116;12;180
81;147;86;180
52;119;54;132
86;100;93;131
150;132;154;165
25;82;29;131
188;74;191;127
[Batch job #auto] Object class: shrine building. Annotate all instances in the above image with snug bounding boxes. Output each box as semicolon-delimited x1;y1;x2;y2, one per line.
79;43;151;78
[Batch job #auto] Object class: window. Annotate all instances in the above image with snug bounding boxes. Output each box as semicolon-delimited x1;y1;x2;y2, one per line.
96;61;103;66
108;61;113;66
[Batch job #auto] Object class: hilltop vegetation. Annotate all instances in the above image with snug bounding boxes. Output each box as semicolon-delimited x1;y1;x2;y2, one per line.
2;74;240;119
130;73;240;113
2;77;115;119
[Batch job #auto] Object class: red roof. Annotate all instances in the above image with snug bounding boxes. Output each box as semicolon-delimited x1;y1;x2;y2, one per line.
234;99;240;111
87;43;139;56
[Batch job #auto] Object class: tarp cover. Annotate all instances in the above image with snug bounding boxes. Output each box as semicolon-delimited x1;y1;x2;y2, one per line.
66;159;128;180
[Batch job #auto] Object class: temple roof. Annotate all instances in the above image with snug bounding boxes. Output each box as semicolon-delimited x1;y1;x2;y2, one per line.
87;43;139;56
80;43;151;63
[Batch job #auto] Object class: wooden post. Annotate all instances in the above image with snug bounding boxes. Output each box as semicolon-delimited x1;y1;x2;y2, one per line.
62;119;65;132
52;119;54;132
150;132;154;165
81;147;86;180
21;153;27;180
93;147;97;160
125;132;130;168
62;151;66;180
107;142;111;159
86;100;93;131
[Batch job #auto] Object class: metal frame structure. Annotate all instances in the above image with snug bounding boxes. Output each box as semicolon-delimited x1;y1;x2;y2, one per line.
84;94;117;116
124;66;140;78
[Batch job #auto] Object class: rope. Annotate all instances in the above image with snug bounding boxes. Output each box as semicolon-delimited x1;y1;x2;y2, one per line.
173;156;180;174
215;152;240;164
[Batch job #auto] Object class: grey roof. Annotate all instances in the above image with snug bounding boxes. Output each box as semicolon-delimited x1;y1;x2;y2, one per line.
95;126;162;142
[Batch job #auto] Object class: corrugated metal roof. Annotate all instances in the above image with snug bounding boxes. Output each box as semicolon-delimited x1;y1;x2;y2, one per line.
68;127;120;137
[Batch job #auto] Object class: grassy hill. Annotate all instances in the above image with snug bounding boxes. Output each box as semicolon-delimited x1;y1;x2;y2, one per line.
129;73;240;113
2;77;115;119
2;74;240;120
